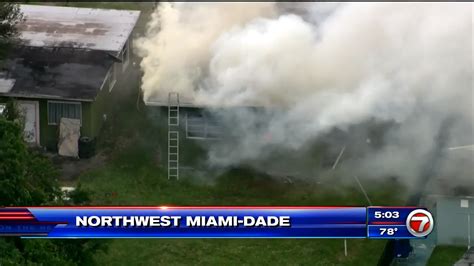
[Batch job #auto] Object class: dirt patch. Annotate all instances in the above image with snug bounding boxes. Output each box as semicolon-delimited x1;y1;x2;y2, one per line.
47;152;107;186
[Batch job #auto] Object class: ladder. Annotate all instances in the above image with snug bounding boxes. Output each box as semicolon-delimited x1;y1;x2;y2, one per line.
168;92;180;180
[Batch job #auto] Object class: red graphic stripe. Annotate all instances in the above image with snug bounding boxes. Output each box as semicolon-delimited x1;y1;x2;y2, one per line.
0;216;35;220
0;212;33;215
370;221;403;225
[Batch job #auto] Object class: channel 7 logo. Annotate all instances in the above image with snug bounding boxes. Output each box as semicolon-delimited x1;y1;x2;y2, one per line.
406;209;434;237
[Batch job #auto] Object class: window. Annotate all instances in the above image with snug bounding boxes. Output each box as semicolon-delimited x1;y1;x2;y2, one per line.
47;101;81;125
186;112;221;139
0;103;5;116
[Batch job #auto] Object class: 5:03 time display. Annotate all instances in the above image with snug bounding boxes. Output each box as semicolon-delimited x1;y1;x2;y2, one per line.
374;211;399;219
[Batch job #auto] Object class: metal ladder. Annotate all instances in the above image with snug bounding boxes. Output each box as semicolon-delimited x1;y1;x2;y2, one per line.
168;92;180;180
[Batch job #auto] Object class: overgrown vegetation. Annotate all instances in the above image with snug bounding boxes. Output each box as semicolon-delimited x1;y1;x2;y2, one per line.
0;3;23;59
427;245;467;266
79;144;405;265
70;83;407;264
0;105;107;265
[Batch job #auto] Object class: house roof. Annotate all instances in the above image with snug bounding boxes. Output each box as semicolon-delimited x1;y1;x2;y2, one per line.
0;77;15;93
0;46;114;101
18;5;140;53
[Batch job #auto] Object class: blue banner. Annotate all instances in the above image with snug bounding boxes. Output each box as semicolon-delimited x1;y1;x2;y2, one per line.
0;206;433;239
367;207;434;239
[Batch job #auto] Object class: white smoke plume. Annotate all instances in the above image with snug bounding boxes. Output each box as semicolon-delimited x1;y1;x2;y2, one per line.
137;3;276;101
137;3;472;187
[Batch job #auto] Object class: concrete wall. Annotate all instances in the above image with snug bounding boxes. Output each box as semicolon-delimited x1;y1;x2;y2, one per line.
436;197;474;247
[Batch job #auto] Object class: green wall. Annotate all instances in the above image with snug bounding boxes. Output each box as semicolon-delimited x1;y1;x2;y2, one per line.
39;83;114;151
90;83;113;139
37;99;95;151
38;99;56;150
0;61;129;151
0;93;111;151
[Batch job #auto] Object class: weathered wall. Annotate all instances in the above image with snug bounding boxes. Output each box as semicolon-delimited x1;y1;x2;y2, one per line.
38;99;94;151
0;32;136;151
0;97;94;151
146;106;218;169
436;197;474;246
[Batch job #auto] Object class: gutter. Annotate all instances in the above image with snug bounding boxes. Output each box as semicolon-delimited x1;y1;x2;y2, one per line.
0;93;94;102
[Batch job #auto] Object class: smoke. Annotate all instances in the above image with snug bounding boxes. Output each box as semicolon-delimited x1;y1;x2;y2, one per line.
137;3;276;101
137;3;472;187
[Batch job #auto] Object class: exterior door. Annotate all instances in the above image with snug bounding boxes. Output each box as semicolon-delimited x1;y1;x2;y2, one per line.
18;101;39;145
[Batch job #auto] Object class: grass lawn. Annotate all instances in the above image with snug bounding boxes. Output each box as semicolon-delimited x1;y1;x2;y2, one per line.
79;147;404;265
75;95;407;265
427;245;467;266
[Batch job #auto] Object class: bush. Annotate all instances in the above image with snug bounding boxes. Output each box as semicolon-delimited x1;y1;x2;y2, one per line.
0;117;108;265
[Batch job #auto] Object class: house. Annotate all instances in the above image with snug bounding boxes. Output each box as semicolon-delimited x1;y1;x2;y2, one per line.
0;5;140;150
433;196;473;247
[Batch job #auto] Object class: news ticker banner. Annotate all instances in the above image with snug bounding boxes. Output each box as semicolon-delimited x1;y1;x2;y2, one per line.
0;206;434;239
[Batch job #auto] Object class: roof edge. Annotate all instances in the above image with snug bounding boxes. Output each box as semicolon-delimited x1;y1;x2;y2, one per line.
0;93;95;102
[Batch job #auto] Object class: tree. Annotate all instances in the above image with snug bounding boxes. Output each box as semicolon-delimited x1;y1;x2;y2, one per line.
0;5;108;264
0;116;31;206
0;116;108;264
3;99;21;122
0;108;61;206
0;3;23;59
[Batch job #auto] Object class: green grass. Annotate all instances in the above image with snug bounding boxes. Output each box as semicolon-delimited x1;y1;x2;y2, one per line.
94;238;384;266
427;245;467;266
80;161;400;265
77;84;405;265
77;128;406;265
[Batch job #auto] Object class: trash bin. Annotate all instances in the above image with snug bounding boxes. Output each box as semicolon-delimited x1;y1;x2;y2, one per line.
78;136;96;159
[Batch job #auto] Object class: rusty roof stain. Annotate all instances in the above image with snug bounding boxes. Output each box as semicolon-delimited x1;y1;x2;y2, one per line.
18;5;140;52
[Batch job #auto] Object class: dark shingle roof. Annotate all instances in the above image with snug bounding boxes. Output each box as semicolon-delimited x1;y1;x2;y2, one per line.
0;46;114;101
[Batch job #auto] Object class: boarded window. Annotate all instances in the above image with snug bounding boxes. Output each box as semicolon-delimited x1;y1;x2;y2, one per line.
47;101;81;125
186;112;221;139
